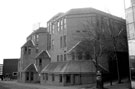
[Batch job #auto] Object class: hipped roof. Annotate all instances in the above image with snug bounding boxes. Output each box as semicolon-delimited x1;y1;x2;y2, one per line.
41;60;108;74
48;8;125;23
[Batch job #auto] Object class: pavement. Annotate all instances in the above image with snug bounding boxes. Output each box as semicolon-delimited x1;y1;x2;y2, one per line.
0;78;131;89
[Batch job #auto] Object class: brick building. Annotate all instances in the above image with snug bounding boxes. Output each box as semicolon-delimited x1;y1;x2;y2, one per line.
41;8;129;85
3;59;18;80
18;27;51;83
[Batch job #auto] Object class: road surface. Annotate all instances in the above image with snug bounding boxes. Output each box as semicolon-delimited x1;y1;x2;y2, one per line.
0;79;130;89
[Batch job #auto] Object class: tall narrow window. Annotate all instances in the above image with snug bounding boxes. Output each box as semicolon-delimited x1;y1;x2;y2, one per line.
43;73;45;80
28;47;31;55
61;55;63;61
39;58;42;66
66;74;71;83
59;74;62;82
58;21;60;32
64;54;66;61
24;47;27;54
52;24;54;34
60;36;62;48
26;72;29;80
57;55;59;62
91;16;96;26
64;18;67;30
52;74;55;81
52;40;54;50
31;72;34;81
85;52;91;60
46;73;48;80
63;35;66;47
60;19;63;30
50;22;52;34
36;34;39;42
36;47;39;53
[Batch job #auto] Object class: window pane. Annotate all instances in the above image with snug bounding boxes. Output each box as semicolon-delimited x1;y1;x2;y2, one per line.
57;55;59;61
64;54;66;61
59;74;62;82
63;35;66;47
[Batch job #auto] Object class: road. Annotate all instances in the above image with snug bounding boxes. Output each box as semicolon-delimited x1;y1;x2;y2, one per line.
0;81;9;89
0;80;83;89
0;79;130;89
0;81;40;89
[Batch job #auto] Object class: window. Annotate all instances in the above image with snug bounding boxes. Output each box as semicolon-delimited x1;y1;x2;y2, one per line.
57;21;60;31
28;47;31;54
36;48;39;53
64;18;66;29
26;72;29;80
59;74;62;82
39;58;42;66
63;35;66;47
24;47;27;54
78;52;82;60
64;54;66;61
43;73;45;80
57;55;59;62
85;52;91;60
32;35;35;42
72;52;75;60
31;72;34;81
91;16;96;26
66;74;71;83
60;19;63;30
52;74;55;81
60;36;62;48
52;40;54;50
50;22;52;34
46;73;48;80
52;24;54;34
36;34;39;42
61;55;63;61
76;30;80;32
47;23;50;32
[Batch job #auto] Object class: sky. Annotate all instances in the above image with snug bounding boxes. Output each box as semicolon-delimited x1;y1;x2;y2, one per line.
0;0;128;64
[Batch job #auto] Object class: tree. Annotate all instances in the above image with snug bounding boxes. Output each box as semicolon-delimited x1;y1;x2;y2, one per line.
77;16;127;83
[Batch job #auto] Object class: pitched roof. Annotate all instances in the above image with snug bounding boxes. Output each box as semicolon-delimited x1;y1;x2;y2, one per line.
21;40;35;48
35;50;51;58
41;60;108;74
23;64;38;72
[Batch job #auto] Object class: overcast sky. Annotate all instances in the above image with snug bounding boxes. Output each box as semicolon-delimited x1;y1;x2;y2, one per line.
0;0;128;64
